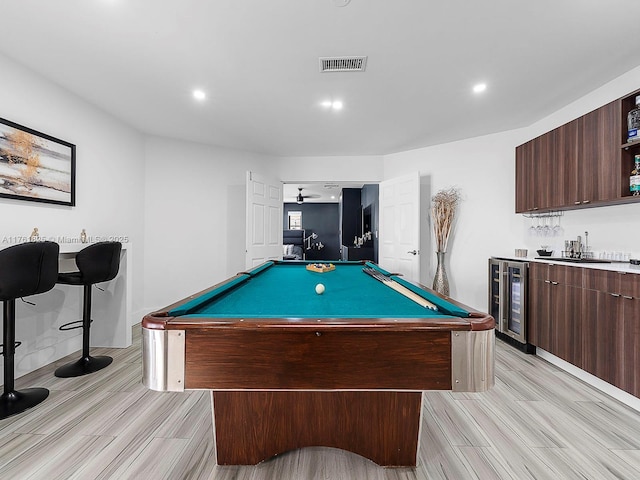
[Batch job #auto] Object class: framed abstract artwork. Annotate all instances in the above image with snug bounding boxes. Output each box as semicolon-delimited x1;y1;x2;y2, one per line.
0;117;76;206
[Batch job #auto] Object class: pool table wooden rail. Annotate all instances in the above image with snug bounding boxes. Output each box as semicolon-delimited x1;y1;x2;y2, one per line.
143;312;493;330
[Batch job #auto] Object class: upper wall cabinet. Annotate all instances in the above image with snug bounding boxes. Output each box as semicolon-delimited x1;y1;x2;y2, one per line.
515;91;640;213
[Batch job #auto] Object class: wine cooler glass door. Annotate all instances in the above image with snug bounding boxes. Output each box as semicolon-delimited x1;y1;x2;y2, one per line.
489;261;503;331
506;263;527;343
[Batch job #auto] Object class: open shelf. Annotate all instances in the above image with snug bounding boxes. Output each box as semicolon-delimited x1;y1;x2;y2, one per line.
620;89;640;199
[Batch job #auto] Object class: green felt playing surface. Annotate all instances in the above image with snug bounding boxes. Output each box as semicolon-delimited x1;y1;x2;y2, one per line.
169;261;469;319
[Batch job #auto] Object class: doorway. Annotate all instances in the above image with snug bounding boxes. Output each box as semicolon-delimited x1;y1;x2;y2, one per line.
282;182;378;262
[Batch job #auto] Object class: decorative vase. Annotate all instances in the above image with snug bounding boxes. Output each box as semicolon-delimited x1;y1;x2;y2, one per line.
432;251;449;296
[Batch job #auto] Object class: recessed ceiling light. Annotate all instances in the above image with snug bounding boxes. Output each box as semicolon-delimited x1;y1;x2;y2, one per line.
473;83;487;93
193;89;206;101
320;100;344;111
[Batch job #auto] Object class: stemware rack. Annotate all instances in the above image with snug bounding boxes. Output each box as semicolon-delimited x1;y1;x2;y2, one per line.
523;211;564;237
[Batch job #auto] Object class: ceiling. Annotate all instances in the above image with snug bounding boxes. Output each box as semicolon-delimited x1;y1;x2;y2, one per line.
1;1;639;157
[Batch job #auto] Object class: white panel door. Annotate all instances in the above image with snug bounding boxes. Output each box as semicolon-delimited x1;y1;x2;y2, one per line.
378;172;420;281
246;171;283;268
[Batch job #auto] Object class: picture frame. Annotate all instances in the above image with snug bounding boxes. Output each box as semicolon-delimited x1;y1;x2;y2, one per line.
288;211;302;229
0;117;76;206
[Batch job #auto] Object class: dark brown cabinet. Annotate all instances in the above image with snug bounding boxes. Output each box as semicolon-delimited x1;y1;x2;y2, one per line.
582;287;620;386
515;93;640;213
577;102;620;205
528;263;583;367
622;295;640;396
515;132;557;212
552;121;578;208
515;141;534;213
582;270;640;396
528;262;640;398
528;263;552;349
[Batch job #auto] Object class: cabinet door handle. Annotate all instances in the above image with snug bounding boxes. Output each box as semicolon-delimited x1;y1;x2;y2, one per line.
551;281;558;285
610;293;620;297
623;295;633;300
544;280;551;284
574;201;581;205
582;200;590;204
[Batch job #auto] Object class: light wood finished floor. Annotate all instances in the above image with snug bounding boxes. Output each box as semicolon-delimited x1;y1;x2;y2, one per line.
2;326;640;479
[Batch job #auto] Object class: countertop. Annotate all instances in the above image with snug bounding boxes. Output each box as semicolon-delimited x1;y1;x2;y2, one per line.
491;256;640;275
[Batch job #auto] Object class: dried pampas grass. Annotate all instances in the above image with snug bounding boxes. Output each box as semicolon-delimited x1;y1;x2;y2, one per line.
431;187;461;252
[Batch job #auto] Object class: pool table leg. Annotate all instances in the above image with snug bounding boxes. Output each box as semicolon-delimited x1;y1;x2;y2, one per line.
211;390;422;467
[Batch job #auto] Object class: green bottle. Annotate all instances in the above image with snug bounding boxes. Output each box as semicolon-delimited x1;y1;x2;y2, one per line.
631;155;640;196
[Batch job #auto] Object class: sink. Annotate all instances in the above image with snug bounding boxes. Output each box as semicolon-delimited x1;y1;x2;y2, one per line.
535;257;611;264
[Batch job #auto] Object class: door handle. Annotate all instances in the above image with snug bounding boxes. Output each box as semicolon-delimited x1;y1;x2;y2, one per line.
407;250;419;255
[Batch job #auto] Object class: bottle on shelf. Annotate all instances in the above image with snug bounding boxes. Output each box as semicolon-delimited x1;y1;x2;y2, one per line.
628;95;640;143
631;154;640;196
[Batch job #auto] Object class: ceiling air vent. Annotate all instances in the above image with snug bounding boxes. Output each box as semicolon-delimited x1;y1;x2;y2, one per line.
319;56;367;73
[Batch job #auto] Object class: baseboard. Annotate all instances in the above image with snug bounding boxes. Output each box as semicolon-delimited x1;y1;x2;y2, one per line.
536;348;640;413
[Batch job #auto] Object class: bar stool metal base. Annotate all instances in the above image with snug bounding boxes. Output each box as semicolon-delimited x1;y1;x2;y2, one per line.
0;388;49;420
54;355;113;378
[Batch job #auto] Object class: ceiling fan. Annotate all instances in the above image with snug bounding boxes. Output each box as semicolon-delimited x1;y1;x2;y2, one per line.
294;187;320;204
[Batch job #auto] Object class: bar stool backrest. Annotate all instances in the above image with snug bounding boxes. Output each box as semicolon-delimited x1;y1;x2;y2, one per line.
0;242;59;301
75;242;122;285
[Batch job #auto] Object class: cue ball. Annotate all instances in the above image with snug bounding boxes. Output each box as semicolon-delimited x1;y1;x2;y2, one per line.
315;283;325;295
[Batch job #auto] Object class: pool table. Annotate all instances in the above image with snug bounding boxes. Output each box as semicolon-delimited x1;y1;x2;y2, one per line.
142;260;494;467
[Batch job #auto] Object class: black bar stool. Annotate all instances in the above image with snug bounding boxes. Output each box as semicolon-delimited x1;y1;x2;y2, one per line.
0;241;59;420
55;241;122;378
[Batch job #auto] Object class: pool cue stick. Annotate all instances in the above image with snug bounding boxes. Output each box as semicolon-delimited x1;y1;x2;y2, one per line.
363;267;438;311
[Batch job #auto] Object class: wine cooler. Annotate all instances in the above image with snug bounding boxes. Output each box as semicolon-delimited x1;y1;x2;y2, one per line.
488;258;534;353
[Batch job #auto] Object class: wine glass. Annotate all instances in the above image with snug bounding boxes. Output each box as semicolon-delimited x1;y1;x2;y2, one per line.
553;215;563;237
536;216;545;236
529;216;537;236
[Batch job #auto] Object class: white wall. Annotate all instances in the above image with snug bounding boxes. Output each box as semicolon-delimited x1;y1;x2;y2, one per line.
383;64;640;312
0;52;145;380
276;155;384;184
0;52;146;314
141;151;384;312
142;136;277;310
383;129;526;310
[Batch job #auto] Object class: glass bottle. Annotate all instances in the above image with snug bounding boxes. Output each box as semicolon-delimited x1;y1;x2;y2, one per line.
628;95;640;143
631;154;640;196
